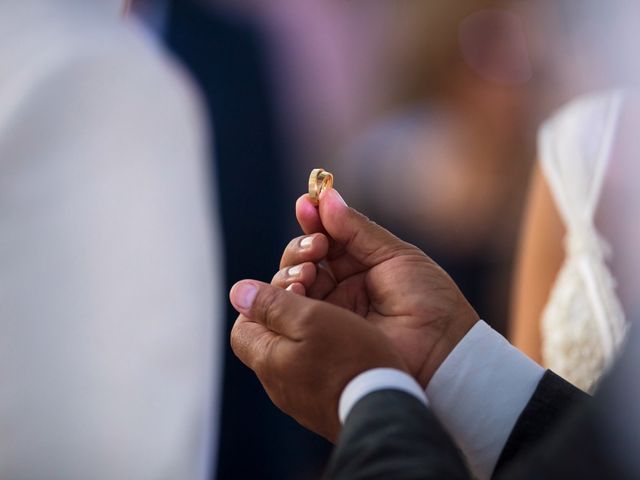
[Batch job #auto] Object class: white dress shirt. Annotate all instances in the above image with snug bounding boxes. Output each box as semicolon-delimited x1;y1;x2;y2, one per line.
0;2;222;479
339;321;544;480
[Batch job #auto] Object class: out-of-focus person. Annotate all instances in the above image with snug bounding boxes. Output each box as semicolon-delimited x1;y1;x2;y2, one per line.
512;92;627;393
0;0;222;478
512;1;640;392
332;3;536;334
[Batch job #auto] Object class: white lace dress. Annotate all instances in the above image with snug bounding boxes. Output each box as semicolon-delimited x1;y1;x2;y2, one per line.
539;91;628;393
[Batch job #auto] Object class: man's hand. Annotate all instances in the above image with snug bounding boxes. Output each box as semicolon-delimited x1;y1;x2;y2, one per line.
271;188;480;387
229;280;406;443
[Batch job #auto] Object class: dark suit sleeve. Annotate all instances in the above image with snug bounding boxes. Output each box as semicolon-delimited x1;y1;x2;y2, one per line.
495;399;628;480
324;390;471;480
326;372;590;480
493;370;590;476
500;328;640;479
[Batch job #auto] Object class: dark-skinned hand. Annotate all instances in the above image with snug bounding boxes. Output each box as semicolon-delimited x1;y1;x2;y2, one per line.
229;280;406;443
270;188;479;388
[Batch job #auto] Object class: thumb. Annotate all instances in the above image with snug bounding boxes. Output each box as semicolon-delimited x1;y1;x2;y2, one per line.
230;280;313;339
318;188;416;267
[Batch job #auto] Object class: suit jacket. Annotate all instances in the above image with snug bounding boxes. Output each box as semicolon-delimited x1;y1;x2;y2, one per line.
325;370;637;479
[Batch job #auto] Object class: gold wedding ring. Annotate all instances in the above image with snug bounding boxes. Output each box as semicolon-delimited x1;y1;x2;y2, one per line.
308;168;334;205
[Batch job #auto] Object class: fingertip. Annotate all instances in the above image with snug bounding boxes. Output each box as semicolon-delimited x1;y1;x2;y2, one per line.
296;195;324;234
319;188;348;210
312;232;330;254
296;194;316;215
317;188;351;238
297;193;314;207
286;282;307;296
274;261;318;290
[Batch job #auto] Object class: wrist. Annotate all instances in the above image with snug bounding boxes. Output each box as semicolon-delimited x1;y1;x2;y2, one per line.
339;368;428;424
424;320;545;479
419;312;480;388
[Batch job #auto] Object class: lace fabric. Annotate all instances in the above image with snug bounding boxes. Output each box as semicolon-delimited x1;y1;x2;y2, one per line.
538;91;628;393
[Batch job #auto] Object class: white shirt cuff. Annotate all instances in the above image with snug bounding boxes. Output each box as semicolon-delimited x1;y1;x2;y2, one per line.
426;320;544;480
339;368;428;424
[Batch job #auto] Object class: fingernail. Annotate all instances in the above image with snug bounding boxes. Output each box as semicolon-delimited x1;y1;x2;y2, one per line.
231;282;258;311
300;236;314;249
288;265;303;277
286;284;295;292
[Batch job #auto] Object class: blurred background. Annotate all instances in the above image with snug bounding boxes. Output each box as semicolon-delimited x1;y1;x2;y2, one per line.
126;0;640;478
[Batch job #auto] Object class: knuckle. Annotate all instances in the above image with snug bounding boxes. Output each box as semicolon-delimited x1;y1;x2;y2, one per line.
258;288;285;329
229;321;253;366
230;317;242;340
229;318;248;351
297;302;321;330
229;323;240;351
251;344;271;381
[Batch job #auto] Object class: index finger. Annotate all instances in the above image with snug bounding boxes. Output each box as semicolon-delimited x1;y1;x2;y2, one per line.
230;314;279;373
